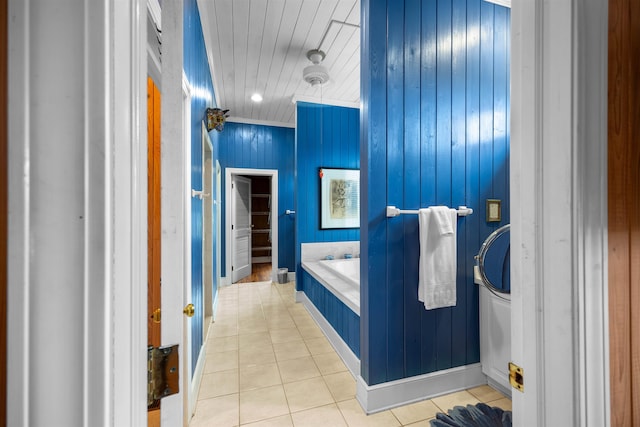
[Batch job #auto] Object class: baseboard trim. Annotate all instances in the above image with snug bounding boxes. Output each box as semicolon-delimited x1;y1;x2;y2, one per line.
189;343;207;419
356;363;486;414
295;291;360;378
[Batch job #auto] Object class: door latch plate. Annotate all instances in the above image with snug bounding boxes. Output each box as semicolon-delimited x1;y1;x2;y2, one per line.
148;344;179;407
509;362;524;392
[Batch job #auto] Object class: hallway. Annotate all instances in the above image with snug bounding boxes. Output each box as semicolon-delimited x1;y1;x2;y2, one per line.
190;281;511;426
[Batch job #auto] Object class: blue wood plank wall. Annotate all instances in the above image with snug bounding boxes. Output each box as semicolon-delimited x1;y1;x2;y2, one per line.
217;122;296;274
301;271;360;357
361;0;510;386
295;102;360;288
184;0;218;376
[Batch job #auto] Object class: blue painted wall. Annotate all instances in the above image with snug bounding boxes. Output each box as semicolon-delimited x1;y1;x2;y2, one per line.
295;102;360;288
217;122;296;275
184;0;218;375
361;0;510;385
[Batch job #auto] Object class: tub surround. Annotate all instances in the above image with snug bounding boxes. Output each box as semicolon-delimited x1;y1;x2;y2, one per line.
298;241;361;375
301;241;360;315
300;241;360;263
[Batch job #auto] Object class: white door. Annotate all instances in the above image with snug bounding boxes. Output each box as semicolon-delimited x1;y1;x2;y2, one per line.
232;175;252;282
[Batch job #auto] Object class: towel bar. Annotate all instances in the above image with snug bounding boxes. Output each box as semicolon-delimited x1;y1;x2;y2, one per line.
386;205;473;218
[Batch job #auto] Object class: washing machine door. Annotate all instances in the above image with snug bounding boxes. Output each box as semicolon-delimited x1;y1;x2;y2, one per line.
476;224;510;295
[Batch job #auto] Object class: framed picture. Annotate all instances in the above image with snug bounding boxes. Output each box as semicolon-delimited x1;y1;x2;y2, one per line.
320;168;360;229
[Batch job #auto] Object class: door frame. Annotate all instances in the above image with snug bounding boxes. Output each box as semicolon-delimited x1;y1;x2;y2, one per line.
158;0;187;425
225;168;279;284
511;0;609;425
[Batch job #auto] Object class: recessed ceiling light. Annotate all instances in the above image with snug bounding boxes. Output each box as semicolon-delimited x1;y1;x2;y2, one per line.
251;93;263;102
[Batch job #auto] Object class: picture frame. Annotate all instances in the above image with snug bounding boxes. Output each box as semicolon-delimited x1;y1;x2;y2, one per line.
319;168;360;229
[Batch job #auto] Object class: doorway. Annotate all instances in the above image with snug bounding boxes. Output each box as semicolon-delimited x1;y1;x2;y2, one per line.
237;176;273;283
225;168;279;284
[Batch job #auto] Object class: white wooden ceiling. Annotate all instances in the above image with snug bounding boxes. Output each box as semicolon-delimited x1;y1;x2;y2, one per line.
198;0;360;127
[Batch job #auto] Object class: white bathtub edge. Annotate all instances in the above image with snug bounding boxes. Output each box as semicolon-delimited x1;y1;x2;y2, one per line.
355;363;487;414
295;291;360;378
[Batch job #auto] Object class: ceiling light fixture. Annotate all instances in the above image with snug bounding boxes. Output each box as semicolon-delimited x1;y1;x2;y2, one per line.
302;20;360;87
251;93;263;102
303;49;330;86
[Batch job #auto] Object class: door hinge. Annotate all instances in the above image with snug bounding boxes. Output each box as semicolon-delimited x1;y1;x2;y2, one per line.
147;344;180;407
151;308;161;323
509;362;524;392
231;265;234;271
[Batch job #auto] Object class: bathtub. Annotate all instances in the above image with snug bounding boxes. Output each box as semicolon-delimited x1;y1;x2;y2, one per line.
301;257;360;315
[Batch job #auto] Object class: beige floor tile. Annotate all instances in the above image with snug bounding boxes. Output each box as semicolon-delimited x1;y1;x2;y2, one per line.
214;316;236;323
239;347;277;368
212;319;239;330
390;399;439;425
190;394;239;427
208;335;239;353
487;397;512;412
312;352;348;375
240;385;290;425
467;385;507;403
304;336;334;355
297;325;325;339
239;322;270;334
323;372;356;402
289;304;309;313
239;331;274;350
195;282;509;427
241;414;294;427
402;420;432;427
290;403;348;427
337;399;401;427
274;341;311;361
278;356;321;383
283;377;335;413
240;362;282;391
212;324;239;338
239;315;266;325
198;370;239;400
270;327;304;344
292;317;318;329
431;390;480;413
267;317;297;330
204;350;238;373
263;307;289;317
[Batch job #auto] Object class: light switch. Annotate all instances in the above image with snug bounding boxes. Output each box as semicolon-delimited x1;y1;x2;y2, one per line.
486;199;501;222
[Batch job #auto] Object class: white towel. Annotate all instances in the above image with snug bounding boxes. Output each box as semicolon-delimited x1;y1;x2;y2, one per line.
418;206;457;309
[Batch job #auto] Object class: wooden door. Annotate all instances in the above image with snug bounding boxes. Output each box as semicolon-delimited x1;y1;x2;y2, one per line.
608;0;640;424
0;0;7;425
147;76;162;425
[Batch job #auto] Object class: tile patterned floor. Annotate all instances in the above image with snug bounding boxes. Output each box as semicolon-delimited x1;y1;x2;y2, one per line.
190;281;511;427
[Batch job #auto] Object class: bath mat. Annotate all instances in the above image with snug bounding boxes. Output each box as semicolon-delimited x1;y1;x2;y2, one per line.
429;402;512;427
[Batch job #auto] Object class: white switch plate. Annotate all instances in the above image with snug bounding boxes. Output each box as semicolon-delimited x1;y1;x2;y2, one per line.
486;199;501;222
